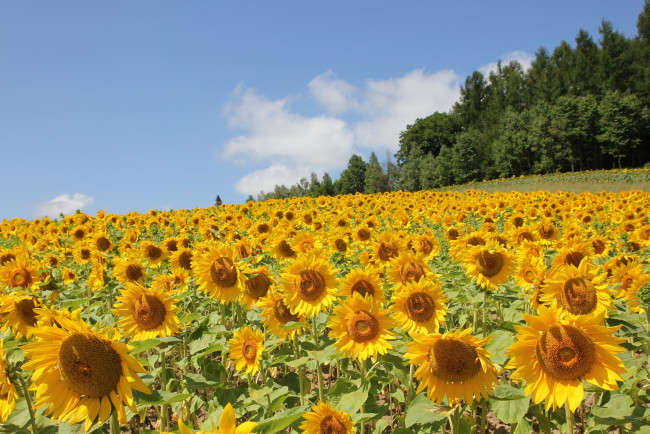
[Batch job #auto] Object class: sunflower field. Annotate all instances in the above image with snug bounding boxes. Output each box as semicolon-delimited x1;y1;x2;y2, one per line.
1;187;650;434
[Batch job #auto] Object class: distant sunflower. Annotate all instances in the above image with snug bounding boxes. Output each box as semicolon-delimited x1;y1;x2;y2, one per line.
506;306;626;412
280;253;338;317
228;327;265;376
170;247;194;271
258;291;306;339
193;245;244;304
61;266;78;285
178;402;258;434
541;260;613;318
392;279;448;334
514;255;546;292
272;237;297;261
299;401;355;434
0;340;17;422
241;266;274;308
407;233;440;261
87;261;105;292
405;329;497;405
113;256;147;285
338;267;385;305
463;239;515;291
551;240;594;269
328;292;396;361
610;260;650;313
0;293;41;339
139;241;167;269
72;242;95;265
372;231;403;265
290;230;322;255
387;252;436;291
113;282;180;341
0;256;39;290
20;317;150;431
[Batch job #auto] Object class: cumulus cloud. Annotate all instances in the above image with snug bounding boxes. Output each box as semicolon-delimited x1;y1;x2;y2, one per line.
33;193;94;218
479;50;534;76
308;70;360;114
234;164;318;196
354;69;460;150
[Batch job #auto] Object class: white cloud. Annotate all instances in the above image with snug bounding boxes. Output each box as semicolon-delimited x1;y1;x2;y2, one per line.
33;193;94;218
308;70;360;114
354;69;460;150
479;50;534;76
234;164;317;196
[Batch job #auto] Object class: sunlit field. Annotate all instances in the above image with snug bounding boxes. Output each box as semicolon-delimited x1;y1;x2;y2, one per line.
1;172;649;433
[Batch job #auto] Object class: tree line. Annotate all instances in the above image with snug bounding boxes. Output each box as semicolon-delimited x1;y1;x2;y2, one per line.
250;2;650;201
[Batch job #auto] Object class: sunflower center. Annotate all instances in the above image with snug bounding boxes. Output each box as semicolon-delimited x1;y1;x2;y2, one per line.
357;228;371;241
245;274;271;299
429;339;481;383
447;228;459;240
320;415;346;434
592;240;606;254
475;251;504;277
406;292;435;322
257;223;270;234
350;279;375;298
209;257;238;288
96;236;111;252
517;231;534;243
166;240;178;252
561;277;597;315
273;299;299;323
524;269;535;284
11;268;31;288
418;239;434;255
178;251;193;270
346;311;379;343
278;240;296;258
80;249;91;260
467;236;486;247
242;340;258;363
296;270;326;301
0;253;16;266
59;333;123;398
400;261;425;284
535;325;595;381
133;294;167;330
513;216;524;227
539;224;555;240
378;242;398;261
334;239;347;253
564;252;585;268
146;245;163;261
16;299;37;326
125;264;143;281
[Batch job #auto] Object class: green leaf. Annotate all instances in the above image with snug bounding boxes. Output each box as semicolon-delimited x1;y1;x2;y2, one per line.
513;417;533;434
307;345;343;364
484;330;515;365
137;390;193;407
285;356;310;368
490;395;530;424
405;394;448;428
255;405;308;433
183;372;220;389
337;383;369;415
278;321;307;330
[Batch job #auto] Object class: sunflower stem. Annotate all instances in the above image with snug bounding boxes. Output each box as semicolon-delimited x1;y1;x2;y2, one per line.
479;399;487;434
564;402;574;434
405;363;414;408
110;409;120;434
259;360;273;417
17;375;38;434
360;359;367;434
293;334;306;405
160;348;168;433
482;290;488;338
311;315;325;403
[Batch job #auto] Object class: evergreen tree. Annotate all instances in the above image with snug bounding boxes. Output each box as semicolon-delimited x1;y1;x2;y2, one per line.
451;130;482;184
419;152;438;189
364;152;386;194
597;91;646;168
599;20;635;93
573;30;600;95
321;173;335;196
399;147;423;191
336;155;367;194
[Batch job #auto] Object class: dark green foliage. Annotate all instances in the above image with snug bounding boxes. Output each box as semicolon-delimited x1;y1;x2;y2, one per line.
395;4;650;190
336;154;367;194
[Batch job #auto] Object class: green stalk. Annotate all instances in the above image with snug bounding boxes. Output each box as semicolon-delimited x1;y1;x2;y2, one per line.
17;375;38;434
360;359;367;434
479;399;487;434
565;402;574;434
311;315;325;402
110;410;120;434
160;349;168;433
482;290;488;338
293;334;306;405
259;360;273;417
405;364;414;408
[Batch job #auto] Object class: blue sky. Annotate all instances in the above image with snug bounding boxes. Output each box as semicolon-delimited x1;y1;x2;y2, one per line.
0;1;645;220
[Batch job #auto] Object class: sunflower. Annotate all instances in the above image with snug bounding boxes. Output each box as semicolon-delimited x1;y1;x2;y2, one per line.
280;252;338;318
386;251;436;291
290;230;322;255
299;401;355;434
0;340;17;422
88;261;106;292
506;306;626;412
177;402;257;434
61;266;78;285
371;231;403;265
92;232;114;253
0;293;42;339
610;260;650;313
228;327;265;376
406;232;440;261
391;279;448;334
113;282;180;341
0;256;40;290
405;328;497;405
241;266;275;308
551;239;595;269
328;292;395;361
139;241;167;269
20;316;151;431
258;291;307;339
338;266;385;305
193;244;244;304
72;242;95;265
271;236;297;261
170;247;194;271
514;255;547;292
463;239;515;291
541;260;613;319
536;220;559;245
113;255;147;285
